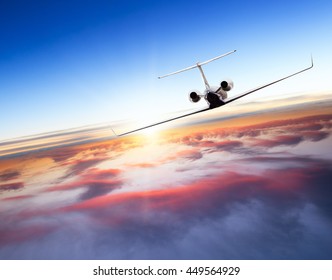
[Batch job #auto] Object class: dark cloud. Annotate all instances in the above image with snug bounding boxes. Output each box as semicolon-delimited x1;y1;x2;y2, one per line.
47;168;123;201
0;170;20;181
173;149;203;161
254;135;303;148
303;131;329;142
45;147;80;162
0;182;24;192
79;180;122;201
213;140;243;152
290;123;324;132
61;158;105;179
82;168;121;179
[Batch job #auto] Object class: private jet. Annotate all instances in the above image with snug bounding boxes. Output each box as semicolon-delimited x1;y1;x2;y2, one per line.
113;50;313;136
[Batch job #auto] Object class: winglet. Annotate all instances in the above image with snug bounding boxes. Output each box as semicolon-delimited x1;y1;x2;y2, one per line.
110;126;118;137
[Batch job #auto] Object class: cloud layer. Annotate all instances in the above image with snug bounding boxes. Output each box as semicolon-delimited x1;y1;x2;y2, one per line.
0;109;332;259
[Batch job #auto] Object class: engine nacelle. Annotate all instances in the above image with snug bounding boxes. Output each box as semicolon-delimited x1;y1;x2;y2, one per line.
189;90;201;103
220;79;234;91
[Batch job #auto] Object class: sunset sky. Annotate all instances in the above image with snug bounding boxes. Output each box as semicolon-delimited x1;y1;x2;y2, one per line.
1;0;332;140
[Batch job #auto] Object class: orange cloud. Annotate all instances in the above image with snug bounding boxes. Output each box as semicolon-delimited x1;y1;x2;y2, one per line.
126;162;158;168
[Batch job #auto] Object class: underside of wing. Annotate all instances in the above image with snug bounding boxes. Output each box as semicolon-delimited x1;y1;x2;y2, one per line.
225;58;313;105
115;107;210;136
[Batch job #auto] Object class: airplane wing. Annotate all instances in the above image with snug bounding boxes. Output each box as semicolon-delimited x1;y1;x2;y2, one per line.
114;107;210;136
225;57;314;105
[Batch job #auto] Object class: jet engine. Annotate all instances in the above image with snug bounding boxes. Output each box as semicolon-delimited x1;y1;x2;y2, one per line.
189;90;201;103
220;79;234;91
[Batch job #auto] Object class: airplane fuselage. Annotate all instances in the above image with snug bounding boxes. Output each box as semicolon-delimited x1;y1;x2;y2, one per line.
202;85;228;109
205;90;225;109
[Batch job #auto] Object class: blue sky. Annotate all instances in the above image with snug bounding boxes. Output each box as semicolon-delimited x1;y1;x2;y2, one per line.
1;0;332;140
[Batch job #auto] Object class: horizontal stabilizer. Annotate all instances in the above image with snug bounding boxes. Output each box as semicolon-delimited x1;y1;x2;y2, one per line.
158;50;236;79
